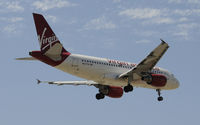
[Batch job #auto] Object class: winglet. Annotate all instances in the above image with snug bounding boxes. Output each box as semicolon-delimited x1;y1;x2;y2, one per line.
160;39;166;44
37;79;41;84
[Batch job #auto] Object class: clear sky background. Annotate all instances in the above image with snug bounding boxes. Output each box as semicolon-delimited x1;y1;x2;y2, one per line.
0;0;200;125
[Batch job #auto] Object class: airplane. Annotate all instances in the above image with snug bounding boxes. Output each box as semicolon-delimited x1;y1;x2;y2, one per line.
17;13;180;101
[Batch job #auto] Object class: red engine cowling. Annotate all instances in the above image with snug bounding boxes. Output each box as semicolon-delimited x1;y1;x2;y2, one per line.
107;86;123;98
150;74;167;87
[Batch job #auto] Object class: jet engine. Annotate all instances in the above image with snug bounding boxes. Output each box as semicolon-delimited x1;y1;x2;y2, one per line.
107;86;123;98
143;74;167;87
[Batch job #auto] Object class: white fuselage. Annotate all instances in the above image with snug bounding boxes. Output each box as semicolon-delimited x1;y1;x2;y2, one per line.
55;54;179;90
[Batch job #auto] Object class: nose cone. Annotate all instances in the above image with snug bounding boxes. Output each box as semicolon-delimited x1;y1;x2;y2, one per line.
174;77;180;88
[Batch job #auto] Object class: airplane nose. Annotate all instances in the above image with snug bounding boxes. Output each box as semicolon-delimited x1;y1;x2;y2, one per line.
175;78;180;88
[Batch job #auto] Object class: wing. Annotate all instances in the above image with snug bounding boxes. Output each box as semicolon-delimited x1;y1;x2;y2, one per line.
16;57;37;60
119;39;169;79
37;79;98;86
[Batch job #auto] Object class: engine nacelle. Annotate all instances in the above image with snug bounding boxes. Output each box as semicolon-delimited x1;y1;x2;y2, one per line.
150;74;167;87
107;86;123;98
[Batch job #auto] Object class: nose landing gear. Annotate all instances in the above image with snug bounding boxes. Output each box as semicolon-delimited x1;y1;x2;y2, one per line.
156;89;163;101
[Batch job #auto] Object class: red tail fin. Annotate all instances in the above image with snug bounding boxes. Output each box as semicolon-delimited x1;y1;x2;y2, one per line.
29;13;70;66
33;13;68;55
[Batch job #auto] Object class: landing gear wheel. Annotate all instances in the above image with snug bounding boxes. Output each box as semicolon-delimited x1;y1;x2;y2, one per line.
157;96;163;101
124;85;133;93
96;93;105;100
124;86;129;93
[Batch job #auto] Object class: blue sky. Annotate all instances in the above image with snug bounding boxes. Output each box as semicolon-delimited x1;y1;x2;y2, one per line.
1;0;200;124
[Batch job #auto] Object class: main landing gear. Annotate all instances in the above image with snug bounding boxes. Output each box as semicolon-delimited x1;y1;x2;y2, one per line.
95;85;108;100
96;93;105;100
124;76;134;93
156;89;163;101
124;84;133;93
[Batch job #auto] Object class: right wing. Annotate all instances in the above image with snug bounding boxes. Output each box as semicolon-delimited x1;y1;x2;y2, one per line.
132;39;169;73
119;39;169;79
37;79;98;86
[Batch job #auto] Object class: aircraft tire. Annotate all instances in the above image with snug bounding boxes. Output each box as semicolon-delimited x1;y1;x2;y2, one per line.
157;96;163;101
96;93;105;100
124;85;133;93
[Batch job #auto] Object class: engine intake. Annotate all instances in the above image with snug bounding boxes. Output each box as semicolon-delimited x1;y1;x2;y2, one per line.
148;74;167;87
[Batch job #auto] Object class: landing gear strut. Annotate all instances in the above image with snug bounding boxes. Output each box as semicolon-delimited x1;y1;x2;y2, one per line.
124;76;133;93
156;89;163;101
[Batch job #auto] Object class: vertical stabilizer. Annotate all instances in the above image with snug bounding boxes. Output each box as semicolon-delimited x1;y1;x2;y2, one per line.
33;13;69;61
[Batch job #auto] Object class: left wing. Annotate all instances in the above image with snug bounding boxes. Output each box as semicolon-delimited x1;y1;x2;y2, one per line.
37;79;98;86
119;39;169;79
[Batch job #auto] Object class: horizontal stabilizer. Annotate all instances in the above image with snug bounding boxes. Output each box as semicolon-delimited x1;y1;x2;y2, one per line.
15;57;37;60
